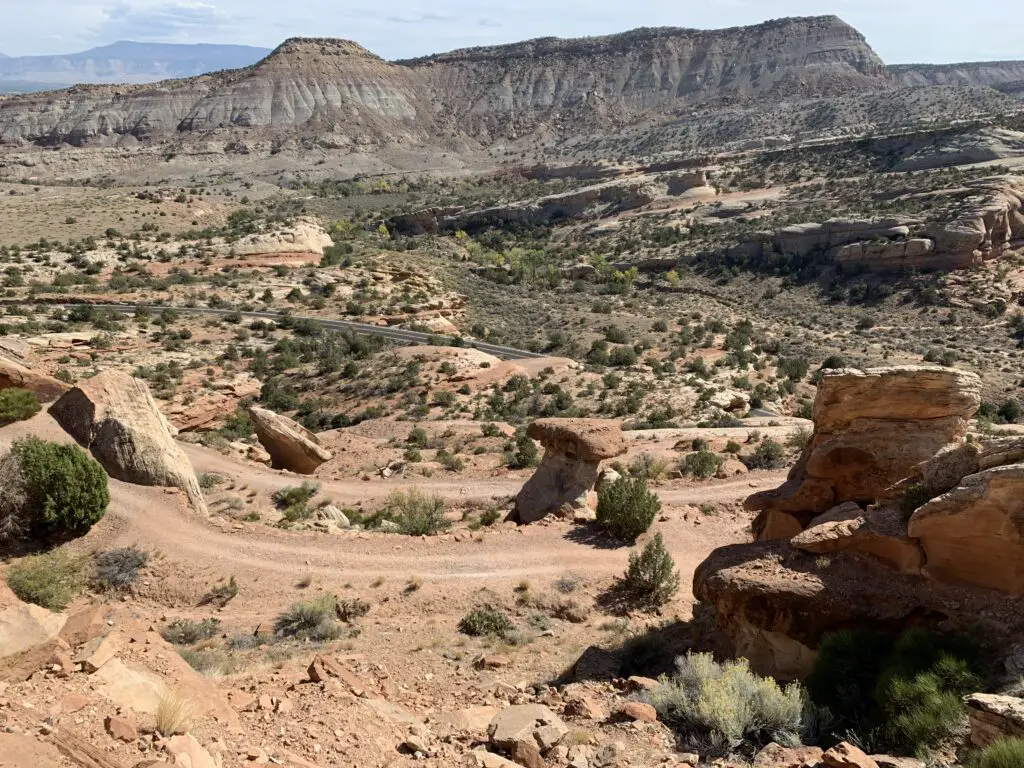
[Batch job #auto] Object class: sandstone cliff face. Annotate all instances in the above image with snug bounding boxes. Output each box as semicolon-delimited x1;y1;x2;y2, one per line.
0;18;889;147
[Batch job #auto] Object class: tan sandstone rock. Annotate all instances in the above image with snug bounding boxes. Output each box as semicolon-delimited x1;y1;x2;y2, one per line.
249;406;333;474
515;418;626;523
0;356;69;402
791;503;923;573
49;370;207;513
909;465;1024;594
823;742;879;768
488;704;568;754
0;602;67;660
965;693;1024;747
748;366;980;536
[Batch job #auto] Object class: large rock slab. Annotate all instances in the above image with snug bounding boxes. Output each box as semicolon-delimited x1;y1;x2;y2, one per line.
49;370;207;513
0;602;67;660
965;693;1024;748
748;367;980;536
909;465;1024;594
514;418;626;523
249;406;332;474
0;356;69;402
694;539;1024;680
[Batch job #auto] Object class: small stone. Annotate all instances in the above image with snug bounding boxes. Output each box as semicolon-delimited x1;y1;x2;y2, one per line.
257;694;273;711
625;676;660;691
476;654;512;670
823;742;880;768
618;701;658;722
76;631;124;673
60;694;90;713
679;753;700;766
511;739;544;768
105;714;138;742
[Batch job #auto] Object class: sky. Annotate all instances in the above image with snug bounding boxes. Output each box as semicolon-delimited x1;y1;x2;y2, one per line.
0;0;1017;64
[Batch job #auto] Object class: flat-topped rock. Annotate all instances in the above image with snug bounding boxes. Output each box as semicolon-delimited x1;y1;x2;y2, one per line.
526;418;627;461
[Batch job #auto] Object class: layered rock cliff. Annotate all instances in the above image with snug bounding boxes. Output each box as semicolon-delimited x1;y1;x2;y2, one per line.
889;61;1024;89
0;17;890;147
403;16;888;138
0;39;437;146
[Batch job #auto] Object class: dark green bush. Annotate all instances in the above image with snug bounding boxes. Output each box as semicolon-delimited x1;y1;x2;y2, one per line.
622;532;680;607
683;450;723;479
458;605;513;636
807;628;984;756
0;388;40;425
743;438;786;470
9;437;109;537
973;738;1024;768
596;476;661;543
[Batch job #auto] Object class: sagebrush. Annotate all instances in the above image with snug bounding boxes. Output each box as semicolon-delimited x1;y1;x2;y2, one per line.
596;476;661;543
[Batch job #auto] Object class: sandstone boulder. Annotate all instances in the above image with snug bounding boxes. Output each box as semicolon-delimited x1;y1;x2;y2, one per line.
488;704;567;757
220;217;334;256
0;356;69;402
0;602;66;660
791;503;923;573
748;367;980;536
694;539;1024;680
908;465;1024;594
249;406;332;474
965;693;1024;747
514;419;626;523
49;370;207;513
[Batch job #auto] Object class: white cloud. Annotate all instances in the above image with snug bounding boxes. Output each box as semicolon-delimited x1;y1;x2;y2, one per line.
95;1;236;42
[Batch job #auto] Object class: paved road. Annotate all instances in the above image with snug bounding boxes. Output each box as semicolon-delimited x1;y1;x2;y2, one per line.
67;303;546;361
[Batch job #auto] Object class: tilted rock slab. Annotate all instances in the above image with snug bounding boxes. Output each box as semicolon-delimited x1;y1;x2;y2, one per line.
514;418;626;523
50;370;207;513
249;406;332;474
909;465;1024;595
0;356;70;402
748;366;980;538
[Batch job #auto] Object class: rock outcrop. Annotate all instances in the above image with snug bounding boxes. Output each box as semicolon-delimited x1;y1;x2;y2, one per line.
696;365;1024;679
730;176;1024;272
49;370;207;513
213;217;333;256
249;406;333;474
965;693;1024;747
0;17;889;148
0;356;70;402
889;61;1024;89
909;465;1024;594
515;418;626;524
748;366;980;537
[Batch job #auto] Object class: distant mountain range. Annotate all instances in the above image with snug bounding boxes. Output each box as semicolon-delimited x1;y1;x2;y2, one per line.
0;41;271;92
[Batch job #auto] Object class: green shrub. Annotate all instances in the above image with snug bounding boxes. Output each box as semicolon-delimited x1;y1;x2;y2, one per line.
407;427;429;447
973;738;1024;768
273;481;319;508
379;488;450;535
622;533;680;607
506;431;539;469
93;547;149;591
744;438;786;470
683;450;723;480
459;605;514;636
786;426;813;450
4;550;90;610
725;440;742;454
162;618;221;645
807;628;984;757
597;476;661;543
629;452;670;481
7;437;109;538
480;507;502;527
651;652;804;757
436;449;465;472
0;388;40;425
275;593;341;640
